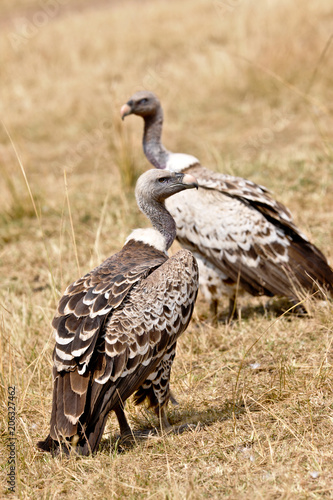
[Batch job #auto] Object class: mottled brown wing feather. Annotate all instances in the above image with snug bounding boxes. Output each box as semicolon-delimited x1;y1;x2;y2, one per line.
52;240;168;373
133;342;177;411
75;249;198;454
87;249;198;399
48;246;198;455
49;241;168;440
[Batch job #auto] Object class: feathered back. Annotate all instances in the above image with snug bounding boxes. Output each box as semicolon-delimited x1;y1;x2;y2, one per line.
38;169;199;455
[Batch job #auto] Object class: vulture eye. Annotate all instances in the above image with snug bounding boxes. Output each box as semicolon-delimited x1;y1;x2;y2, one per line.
139;98;148;105
158;177;169;184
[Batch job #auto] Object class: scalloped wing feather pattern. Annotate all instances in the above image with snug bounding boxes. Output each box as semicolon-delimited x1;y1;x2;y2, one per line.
47;241;198;454
165;164;333;304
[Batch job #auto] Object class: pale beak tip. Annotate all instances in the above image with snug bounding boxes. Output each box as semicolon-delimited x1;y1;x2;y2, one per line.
183;173;198;189
120;103;132;120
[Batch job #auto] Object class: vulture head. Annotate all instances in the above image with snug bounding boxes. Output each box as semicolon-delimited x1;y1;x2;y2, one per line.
120;91;200;172
135;169;198;207
121;90;160;120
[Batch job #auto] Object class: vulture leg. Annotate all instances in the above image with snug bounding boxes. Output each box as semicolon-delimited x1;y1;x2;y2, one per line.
114;404;132;437
227;295;238;323
209;299;219;324
158;406;172;431
115;404;144;448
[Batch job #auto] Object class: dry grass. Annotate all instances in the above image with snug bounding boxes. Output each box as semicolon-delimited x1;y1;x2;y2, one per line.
1;0;333;497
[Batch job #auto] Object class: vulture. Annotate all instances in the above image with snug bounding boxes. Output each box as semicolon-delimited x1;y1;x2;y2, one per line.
38;169;199;456
120;91;333;319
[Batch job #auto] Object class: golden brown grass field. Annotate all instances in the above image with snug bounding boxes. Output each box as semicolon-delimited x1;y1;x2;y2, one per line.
1;0;333;498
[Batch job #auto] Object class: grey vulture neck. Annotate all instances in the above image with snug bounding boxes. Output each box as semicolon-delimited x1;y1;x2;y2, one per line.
143;105;169;169
135;183;176;251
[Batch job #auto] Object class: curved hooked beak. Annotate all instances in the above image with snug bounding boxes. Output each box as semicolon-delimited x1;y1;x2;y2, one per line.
179;173;199;190
120;103;132;120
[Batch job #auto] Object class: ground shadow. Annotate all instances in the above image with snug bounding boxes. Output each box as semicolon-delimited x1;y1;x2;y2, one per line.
98;398;251;455
217;296;308;323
